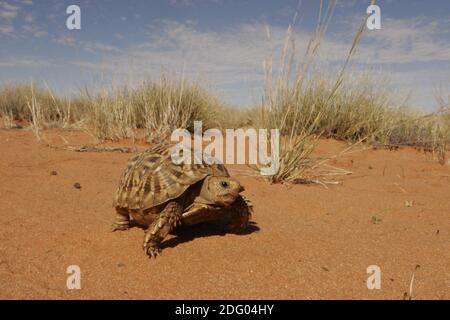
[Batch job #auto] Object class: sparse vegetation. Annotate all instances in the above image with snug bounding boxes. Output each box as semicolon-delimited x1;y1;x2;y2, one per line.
0;75;235;142
81;75;227;142
0;83;80;130
371;215;383;224
257;0;448;183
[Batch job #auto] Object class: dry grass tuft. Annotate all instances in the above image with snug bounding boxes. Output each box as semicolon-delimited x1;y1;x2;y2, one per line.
259;0;364;184
0;75;232;143
258;0;448;184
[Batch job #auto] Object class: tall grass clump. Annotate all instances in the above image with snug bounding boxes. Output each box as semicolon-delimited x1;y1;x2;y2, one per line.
82;74;225;141
260;0;363;183
0;82;86;135
259;0;448;183
304;73;448;163
0;74;230;142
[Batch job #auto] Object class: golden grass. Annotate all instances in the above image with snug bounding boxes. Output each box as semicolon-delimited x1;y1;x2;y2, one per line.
257;0;448;183
0;82;85;130
78;75;224;142
259;0;357;184
0;75;234;142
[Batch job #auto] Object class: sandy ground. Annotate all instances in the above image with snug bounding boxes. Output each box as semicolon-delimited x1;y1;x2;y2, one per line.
0;129;449;300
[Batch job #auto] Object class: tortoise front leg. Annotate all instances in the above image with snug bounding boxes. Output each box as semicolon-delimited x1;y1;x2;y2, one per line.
111;207;130;232
143;202;182;258
218;196;253;233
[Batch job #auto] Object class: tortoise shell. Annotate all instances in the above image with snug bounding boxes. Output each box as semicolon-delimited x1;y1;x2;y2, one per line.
113;143;229;210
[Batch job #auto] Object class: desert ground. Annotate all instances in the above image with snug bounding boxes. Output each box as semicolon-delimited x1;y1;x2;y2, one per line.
0;129;449;299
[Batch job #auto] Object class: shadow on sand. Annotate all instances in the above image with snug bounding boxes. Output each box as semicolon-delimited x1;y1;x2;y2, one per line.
162;221;260;249
126;219;259;250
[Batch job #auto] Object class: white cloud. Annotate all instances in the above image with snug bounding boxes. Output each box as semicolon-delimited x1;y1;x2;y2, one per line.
0;1;19;11
325;16;450;64
0;24;14;34
0;1;20;19
0;9;16;18
65;17;449;108
0;1;18;37
22;24;47;37
0;57;49;67
24;13;33;22
356;17;450;64
55;36;77;47
337;0;359;8
55;36;120;54
79;21;285;83
0;1;45;39
82;41;119;54
2;8;448;109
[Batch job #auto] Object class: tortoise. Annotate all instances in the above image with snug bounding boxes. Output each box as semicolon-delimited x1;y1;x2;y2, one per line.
112;143;252;258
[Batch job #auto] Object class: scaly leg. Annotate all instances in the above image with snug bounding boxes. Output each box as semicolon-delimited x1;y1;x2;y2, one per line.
143;202;182;258
219;196;253;233
111;207;130;232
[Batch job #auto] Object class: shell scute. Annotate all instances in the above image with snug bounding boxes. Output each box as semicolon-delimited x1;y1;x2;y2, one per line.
113;144;229;210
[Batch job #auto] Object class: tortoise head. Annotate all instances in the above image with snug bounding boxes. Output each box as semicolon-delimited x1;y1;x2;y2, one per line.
197;176;244;207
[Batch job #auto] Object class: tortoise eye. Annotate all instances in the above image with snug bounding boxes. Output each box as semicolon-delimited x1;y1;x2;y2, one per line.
220;181;229;188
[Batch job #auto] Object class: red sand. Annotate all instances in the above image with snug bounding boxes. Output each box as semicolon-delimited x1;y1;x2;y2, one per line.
0;129;449;299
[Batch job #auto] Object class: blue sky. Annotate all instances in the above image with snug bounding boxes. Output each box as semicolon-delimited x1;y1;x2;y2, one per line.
0;0;449;110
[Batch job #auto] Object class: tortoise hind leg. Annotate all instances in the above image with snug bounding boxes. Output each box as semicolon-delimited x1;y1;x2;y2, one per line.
111;207;131;232
143;202;182;258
